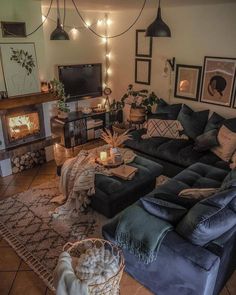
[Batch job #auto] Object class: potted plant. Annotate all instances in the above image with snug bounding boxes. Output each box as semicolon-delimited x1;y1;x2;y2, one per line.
112;84;159;122
51;79;70;119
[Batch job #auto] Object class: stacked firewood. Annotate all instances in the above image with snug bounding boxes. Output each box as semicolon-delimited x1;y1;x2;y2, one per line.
11;149;46;173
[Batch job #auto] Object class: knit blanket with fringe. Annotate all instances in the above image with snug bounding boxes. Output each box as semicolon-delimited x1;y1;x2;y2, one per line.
52;146;135;218
115;203;173;264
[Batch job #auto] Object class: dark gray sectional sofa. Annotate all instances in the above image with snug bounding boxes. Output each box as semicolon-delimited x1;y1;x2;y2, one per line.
103;163;236;295
102;101;236;295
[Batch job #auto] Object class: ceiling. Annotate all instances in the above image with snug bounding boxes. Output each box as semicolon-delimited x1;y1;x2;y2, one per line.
39;0;236;10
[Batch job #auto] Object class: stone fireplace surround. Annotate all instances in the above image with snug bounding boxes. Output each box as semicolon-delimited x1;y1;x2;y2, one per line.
0;93;58;177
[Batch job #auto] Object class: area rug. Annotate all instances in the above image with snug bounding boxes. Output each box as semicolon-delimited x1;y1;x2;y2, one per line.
0;181;108;291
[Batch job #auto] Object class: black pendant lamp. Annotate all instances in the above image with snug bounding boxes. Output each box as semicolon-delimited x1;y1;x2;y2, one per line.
50;0;69;40
146;0;171;37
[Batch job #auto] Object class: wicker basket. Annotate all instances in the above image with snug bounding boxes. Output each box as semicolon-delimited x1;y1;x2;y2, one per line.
112;123;129;135
63;238;125;295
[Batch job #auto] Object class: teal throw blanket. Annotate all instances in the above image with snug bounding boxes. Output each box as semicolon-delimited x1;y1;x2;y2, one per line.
115;203;173;264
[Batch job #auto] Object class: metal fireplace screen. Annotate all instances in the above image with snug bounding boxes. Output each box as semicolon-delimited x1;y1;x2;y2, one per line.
7;112;40;141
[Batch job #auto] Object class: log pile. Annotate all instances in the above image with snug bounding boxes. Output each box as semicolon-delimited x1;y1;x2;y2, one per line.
11;149;46;173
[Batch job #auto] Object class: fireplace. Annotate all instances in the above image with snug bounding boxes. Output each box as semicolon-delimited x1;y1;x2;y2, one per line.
1;105;45;148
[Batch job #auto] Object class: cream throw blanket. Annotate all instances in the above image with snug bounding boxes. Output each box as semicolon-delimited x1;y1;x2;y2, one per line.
52;146;135;218
54;252;88;295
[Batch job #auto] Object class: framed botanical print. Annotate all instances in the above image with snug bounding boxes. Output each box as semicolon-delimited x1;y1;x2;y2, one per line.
174;64;202;101
0;43;40;97
200;56;236;107
135;58;151;85
135;30;152;58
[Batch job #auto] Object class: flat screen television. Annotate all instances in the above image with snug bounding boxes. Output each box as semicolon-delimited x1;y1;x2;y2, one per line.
58;63;102;100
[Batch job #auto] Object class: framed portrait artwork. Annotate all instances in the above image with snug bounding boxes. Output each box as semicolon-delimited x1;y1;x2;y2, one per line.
200;56;236;107
0;43;40;97
135;58;151;85
174;64;202;101
135;30;152;58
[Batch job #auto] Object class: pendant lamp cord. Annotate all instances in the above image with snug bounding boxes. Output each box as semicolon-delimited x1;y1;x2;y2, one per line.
26;0;54;37
63;0;66;28
71;0;147;39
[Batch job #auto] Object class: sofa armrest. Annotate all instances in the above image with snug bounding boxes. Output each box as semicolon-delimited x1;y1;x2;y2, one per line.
103;219;220;295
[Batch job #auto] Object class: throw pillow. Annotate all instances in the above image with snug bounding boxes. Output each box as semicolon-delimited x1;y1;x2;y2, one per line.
204;112;225;133
230;151;236;169
178;188;219;200
224;118;236;132
177;105;209;139
176;188;236;246
140;197;187;224
194;129;219;152
143;119;189;139
211;125;236;162
220;169;236;190
154;98;182;119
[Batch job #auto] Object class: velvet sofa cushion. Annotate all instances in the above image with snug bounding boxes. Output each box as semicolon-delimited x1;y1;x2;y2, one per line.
125;130;230;170
177;105;209;139
224;118;236;132
154;98;182;119
144;163;229;209
194;129;219;152
140;196;187;224
204;112;225;133
176;188;236;246
220;169;236;190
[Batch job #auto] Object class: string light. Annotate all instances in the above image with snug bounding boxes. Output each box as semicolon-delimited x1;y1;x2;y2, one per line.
106;19;112;26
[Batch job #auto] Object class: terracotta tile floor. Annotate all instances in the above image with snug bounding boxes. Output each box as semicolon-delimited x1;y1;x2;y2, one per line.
0;160;235;295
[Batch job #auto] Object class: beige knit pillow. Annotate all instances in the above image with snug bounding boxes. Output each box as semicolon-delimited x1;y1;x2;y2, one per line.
211;125;236;162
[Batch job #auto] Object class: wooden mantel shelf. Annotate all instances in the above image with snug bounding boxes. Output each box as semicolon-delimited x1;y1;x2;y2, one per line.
0;92;58;110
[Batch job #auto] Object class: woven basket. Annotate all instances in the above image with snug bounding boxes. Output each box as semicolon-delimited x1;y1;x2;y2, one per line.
63;238;125;295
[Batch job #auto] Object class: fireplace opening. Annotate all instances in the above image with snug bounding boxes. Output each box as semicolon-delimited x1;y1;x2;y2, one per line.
7;112;40;141
1;105;45;148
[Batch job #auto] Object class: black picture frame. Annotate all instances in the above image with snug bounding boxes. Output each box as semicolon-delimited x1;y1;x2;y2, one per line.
135;30;152;58
200;56;236;108
1;22;26;38
135;58;151;85
233;84;236;109
174;64;202;101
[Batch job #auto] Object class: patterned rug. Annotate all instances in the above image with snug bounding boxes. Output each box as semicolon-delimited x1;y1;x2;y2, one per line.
0;181;108;291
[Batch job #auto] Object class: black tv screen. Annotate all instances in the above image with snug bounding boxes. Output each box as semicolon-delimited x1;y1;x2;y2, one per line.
58;63;102;99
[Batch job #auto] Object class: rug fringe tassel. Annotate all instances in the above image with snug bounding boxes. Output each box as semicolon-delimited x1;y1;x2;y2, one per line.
0;221;55;292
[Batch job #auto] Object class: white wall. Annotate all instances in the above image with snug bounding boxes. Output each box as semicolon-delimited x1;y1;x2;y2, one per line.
108;2;236;118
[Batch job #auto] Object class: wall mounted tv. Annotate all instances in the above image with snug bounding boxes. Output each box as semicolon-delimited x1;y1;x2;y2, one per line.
58;63;103;100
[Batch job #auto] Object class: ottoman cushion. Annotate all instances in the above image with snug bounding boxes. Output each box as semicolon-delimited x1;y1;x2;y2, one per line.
91;156;163;218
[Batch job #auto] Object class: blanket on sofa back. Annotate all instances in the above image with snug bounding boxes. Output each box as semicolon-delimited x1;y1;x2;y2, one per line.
115;203;173;264
53;146;136;218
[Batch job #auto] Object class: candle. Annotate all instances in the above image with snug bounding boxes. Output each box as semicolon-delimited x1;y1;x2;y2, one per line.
100;151;107;161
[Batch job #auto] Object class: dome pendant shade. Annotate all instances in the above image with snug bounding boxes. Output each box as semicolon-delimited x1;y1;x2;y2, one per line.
50;18;70;40
146;5;171;37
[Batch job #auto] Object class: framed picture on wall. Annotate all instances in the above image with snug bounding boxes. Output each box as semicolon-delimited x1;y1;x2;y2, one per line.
135;30;152;58
174;64;202;101
135;58;151;85
0;43;40;97
200;56;236;107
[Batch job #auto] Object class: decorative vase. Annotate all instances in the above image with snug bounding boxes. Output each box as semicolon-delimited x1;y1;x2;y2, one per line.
58;110;69;119
129;106;146;122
